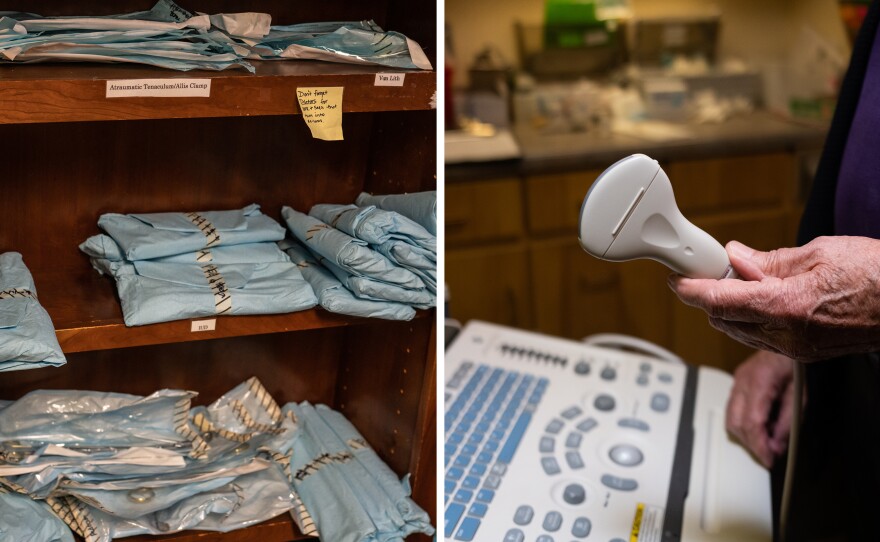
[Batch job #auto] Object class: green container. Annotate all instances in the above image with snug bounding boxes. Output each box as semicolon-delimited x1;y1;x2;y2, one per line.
545;0;598;25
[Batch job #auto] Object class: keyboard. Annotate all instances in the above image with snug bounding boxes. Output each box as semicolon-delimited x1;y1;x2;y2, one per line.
444;320;772;542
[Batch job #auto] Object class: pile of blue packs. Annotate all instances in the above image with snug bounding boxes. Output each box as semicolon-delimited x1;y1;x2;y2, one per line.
0;378;434;542
280;191;437;321
0;252;66;372
79;203;318;326
0;0;431;72
0;0;257;72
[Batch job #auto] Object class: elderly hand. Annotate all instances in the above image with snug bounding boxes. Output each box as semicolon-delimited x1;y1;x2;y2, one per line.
668;236;880;361
726;350;796;468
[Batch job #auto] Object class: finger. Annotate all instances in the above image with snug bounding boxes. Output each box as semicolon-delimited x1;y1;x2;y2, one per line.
728;241;819;280
708;317;783;353
726;374;775;468
668;275;783;322
726;241;768;281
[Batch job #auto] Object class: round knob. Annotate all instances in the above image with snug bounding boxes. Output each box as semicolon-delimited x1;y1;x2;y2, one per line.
609;444;644;467
562;483;586;505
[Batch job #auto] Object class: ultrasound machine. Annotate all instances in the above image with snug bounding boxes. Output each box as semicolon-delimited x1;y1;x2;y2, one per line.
443;155;773;542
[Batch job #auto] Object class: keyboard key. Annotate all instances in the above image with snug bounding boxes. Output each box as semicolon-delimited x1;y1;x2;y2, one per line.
469;502;488;518
601;367;617;381
571;516;593;538
462;444;478;456
561;406;583;419
445;503;465;537
462;476;479;489
618;418;649;431
536;535;554;542
470;463;487;476
565;432;582;448
445;480;456;494
574;360;591;375
566;451;585;469
454;489;474;503
658;372;673;383
483;440;499;453
454;455;472;468
498;411;533;463
513;505;534;525
636;374;649;386
545;418;564;434
484;475;502;489
476;489;495;503
445;443;458;457
447;467;464;480
454;517;480;541
572;517;592;538
601;474;638;491
477;451;493;464
651;392;671;412
541;457;561;475
543;511;563;532
576;418;598;432
490;463;507;476
540;436;555;453
449;432;465;445
504;528;525;542
468;433;485;445
594;394;615;412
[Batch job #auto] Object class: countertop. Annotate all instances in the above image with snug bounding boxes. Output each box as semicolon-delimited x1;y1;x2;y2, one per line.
446;111;829;182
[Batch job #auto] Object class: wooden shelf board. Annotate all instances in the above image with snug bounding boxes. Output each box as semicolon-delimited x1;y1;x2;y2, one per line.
0;60;436;123
35;265;430;354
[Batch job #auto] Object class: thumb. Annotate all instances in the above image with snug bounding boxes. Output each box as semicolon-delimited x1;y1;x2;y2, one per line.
726;241;766;281
727;241;814;280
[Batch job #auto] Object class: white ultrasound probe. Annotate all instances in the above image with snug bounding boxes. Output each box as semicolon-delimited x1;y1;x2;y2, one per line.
580;153;801;540
578;154;737;280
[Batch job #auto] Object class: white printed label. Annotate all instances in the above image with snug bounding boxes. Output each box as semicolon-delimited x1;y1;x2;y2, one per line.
374;73;405;87
106;79;211;98
191;319;216;332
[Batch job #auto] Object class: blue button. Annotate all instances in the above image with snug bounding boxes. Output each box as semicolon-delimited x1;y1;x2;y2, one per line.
447;467;464;480
444;503;465;537
475;489;495;502
483;440;499;453
462;444;478;456
454;455;472;468
469;503;488;518
470;463;487;476
477;451;493;464
445;480;456;494
454;517;480;541
462;476;479;489
445;443;458;457
454;489;474;503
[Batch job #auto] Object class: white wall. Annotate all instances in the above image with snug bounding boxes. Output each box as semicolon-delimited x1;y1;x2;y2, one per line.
446;0;849;88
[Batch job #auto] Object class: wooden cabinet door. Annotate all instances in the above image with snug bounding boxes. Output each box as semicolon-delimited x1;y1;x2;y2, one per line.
529;237;674;345
446;243;532;328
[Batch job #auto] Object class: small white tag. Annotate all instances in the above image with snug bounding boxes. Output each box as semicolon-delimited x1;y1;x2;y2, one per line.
191;319;216;332
106;79;211;98
374;73;405;87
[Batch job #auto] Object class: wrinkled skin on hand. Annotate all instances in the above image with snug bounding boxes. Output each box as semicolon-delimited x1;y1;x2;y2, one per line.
725;350;797;468
668;236;880;362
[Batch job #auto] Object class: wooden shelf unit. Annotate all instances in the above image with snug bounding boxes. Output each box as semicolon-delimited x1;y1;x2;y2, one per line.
0;2;437;541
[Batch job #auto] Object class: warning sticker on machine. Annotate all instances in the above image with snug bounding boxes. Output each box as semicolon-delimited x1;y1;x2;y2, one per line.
630;502;665;542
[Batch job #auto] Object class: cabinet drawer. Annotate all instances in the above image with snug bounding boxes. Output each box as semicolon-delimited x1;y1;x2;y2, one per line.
446;178;524;244
665;152;795;215
525;170;603;234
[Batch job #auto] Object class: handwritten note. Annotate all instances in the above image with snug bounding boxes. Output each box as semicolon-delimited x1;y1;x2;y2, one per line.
296;87;344;141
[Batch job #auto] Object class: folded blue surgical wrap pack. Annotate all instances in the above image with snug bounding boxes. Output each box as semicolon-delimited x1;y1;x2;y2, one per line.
89;258;318;326
355;191;437;236
281;241;416;321
281;207;425;290
0;252;66;372
96;204;286;262
82;204;318;326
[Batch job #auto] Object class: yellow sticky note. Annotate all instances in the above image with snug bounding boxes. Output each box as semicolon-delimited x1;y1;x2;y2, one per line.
296;87;344;141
